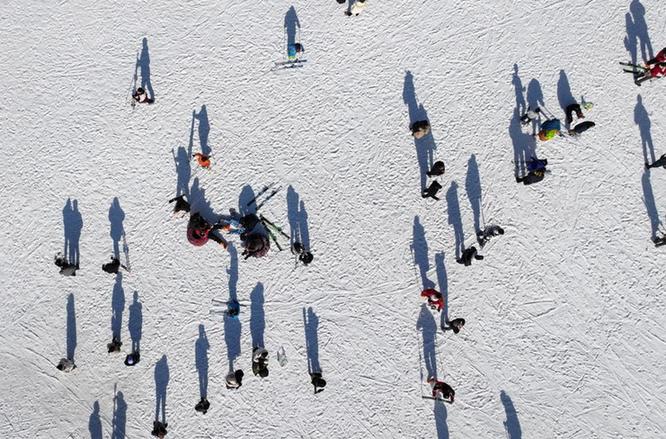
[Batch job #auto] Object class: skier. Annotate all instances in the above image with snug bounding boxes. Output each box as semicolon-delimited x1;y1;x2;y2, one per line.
54;252;78;276
422;180;442;200
515;158;548;185
410;120;430;139
124;351;140;366
426;161;445;177
193;152;211;169
194;397;210;415
56;358;76;372
420;288;444;312
168;194;191;218
456;246;483;266
107;336;122;353
225;370;244;389
646;153;666;169
310;372;327;394
635;47;666;86
241;233;270;259
564;103;584;127
132;87;154;104
292;242;314;265
345;0;367;16
442;318;466;334
151;420;168;438
102;256;127;274
427;377;455;403
476;225;504;247
252;347;269;378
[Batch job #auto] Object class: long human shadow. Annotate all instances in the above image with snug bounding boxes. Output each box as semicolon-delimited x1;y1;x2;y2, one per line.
303;307;321;374
195;324;209;399
195;105;211;157
526;79;544;135
172;113;195;199
512;64;526;116
66;293;76;361
287;186;311;249
446;182;465;260
63;198;83;267
250;283;265;348
501;390;522;439
625;0;653;65
88;401;102;439
109;197;125;260
154;355;169;424
557;70;576;116
635;95;655;164
411;216;435;289
239;185;257;216
111;273;125;341
112;390;127;439
128;291;142;353
224;245;241;370
434;252;449;324
416;303;437;379
465;154;482;235
403;70;436;191
284;6;300;48
189;177;217;221
137;37;154;100
227;244;238;302
642;171;662;240
434;399;450;439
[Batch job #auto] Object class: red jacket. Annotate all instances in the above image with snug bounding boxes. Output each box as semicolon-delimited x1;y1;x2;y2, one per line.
420;289;444;312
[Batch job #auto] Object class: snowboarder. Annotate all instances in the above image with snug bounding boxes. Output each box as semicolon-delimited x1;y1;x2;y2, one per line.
132;87;154;104
345;0;367;16
225;370;244;389
194;397;210;414
102;256;127;274
151;420;168;438
292;242;314;265
646;153;666;169
410;120;430;139
252;347;269;378
428;377;455;403
476;225;504;247
456;246;483;266
564;103;585;128
442;318;466;334
422;180;442;200
168;194;191;218
515;158;548;185
420;288;444;312
56;358;76;372
124;351;140;366
426;160;445;177
107;336;122;353
193;152;211;169
310;372;327;394
241;233;270;259
54;252;78;276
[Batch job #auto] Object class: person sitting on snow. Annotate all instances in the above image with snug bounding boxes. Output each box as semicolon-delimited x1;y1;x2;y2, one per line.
516;158;548;185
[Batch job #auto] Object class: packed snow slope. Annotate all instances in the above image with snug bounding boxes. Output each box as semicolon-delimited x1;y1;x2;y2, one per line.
1;0;665;437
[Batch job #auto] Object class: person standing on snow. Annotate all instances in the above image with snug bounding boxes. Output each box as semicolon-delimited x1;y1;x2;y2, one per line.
56;358;76;372
310;372;327;394
124;351;140;366
646;153;666;169
151;420;168;438
195;397;210;414
410;120;431;139
515;158;548;185
428;377;455;403
107;336;122;353
252;347;270;378
420;289;444;312
476;225;504;247
132;87;154;104
169;194;191;218
456;246;483;266
422;180;442;200
54;252;78;276
345;0;367;16
442;318;466;334
226;370;244;389
426;161;445;177
102;256;127;274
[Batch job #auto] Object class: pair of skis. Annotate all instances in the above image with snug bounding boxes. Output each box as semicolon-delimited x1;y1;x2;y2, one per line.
620;62;651;85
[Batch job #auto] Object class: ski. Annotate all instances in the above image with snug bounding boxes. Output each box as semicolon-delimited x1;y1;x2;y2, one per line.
264;225;283;251
272;60;307;71
246;183;275;207
255;186;282;211
259;215;291;240
421;396;453;404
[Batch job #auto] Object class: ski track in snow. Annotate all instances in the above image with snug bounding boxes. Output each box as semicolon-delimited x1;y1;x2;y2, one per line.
0;0;665;437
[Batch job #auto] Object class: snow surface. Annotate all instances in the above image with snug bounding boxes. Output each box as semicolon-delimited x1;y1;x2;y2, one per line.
1;0;665;437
